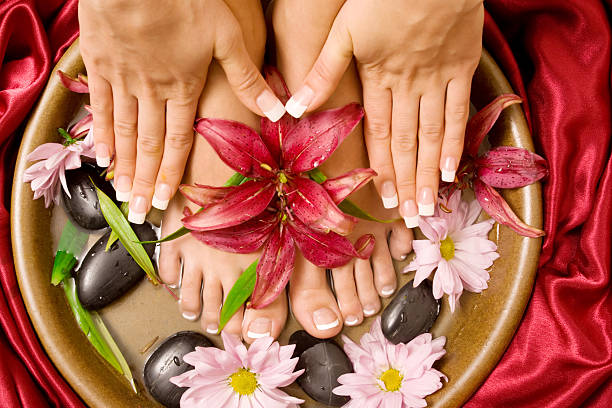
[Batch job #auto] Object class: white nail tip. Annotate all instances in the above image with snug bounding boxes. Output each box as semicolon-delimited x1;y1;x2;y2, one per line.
381;288;395;296
441;169;456;183
152;195;169;211
404;215;419;229
418;202;435;217
206;327;219;335
115;190;130;202
128;210;146;224
264;100;286;122
247;331;271;339
345;318;360;326
285;97;308;118
96;156;110;168
182;312;198;321
382;194;399;209
363;309;377;317
315;318;340;331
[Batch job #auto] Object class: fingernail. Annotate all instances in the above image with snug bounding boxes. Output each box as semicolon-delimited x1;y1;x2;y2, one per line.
441;157;457;182
381;181;399;209
381;285;395;297
152;183;171;210
95;143;110;168
363;307;377;317
206;323;219;335
418;187;435;216
256;90;286;122
313;308;340;331
345;315;360;326
402;200;419;228
115;175;132;202
247;318;272;339
128;195;147;224
285;86;314;118
182;312;198;321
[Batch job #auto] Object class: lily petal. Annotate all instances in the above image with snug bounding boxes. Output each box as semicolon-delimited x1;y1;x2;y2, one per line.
250;225;296;309
473;179;545;237
57;71;89;93
179;184;234;208
69;113;93;138
322;168;377;204
476;146;548;188
464;94;522;157
182;180;275;231
283;103;364;173
194;118;278;177
286;176;357;236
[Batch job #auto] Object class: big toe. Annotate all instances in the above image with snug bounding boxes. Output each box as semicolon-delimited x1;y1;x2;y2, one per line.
388;220;414;261
242;293;288;344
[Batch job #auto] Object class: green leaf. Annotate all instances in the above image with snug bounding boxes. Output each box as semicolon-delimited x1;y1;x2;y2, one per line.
92;179;159;285
51;251;78;286
106;202;129;251
307;168;328;183
218;260;257;332
223;172;246;187
52;220;89;285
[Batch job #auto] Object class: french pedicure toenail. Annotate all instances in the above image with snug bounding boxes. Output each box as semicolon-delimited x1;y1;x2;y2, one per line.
95;141;110;168
363;307;377;317
285;86;314;118
206;324;219;335
345;316;360;326
115;175;132;202
418;187;435;216
152;183;171;211
313;308;340;331
182;312;198;321
381;286;396;297
441;156;457;183
381;180;399;209
128;195;147;224
402;200;419;228
256;90;286;122
247;318;272;339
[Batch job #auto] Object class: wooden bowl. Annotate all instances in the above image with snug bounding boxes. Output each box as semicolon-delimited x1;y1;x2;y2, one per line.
11;40;542;408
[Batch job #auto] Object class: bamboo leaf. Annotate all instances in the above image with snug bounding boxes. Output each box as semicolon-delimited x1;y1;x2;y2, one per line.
106;202;129;251
92;179;159;285
218;260;257;332
52;220;89;285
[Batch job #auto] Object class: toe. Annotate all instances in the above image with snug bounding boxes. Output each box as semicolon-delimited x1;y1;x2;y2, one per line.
201;274;223;335
331;263;364;327
289;256;343;339
158;243;181;287
354;258;381;317
242;292;288;344
220;270;244;338
179;262;202;321
372;240;398;298
388;220;414;261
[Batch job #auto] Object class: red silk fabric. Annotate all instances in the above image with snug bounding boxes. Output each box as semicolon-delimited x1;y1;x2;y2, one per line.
0;0;610;407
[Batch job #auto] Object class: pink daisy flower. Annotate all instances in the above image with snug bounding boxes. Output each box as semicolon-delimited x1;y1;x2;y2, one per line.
404;190;499;312
333;317;447;408
170;332;304;408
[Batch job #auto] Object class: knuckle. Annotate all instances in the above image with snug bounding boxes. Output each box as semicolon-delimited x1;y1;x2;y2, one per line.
165;131;193;151
396;179;416;191
365;119;390;141
138;134;163;155
417;164;440;179
132;176;155;191
419;123;443;143
394;134;417;152
311;58;335;84
448;103;469;121
232;65;261;94
113;119;137;137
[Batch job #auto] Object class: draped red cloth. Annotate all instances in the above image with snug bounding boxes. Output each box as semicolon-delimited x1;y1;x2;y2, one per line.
0;0;610;407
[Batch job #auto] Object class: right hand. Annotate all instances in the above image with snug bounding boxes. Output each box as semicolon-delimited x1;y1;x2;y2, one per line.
79;0;284;223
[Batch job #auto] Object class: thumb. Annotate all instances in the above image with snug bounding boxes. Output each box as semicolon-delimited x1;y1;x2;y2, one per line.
285;13;353;118
214;20;286;122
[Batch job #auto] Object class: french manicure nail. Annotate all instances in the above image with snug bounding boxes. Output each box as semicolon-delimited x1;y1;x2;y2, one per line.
381;285;396;297
206;323;219;335
256;90;286;122
418;187;434;216
128;195;147;224
381;180;399;209
345;315;360;326
313;308;340;331
247;317;272;339
441;157;457;182
96;142;110;168
152;183;171;210
402;200;419;228
363;307;377;317
114;175;132;202
182;312;197;321
285;86;314;118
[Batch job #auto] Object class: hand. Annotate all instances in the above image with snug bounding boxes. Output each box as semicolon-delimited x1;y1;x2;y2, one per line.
79;0;284;223
284;0;484;227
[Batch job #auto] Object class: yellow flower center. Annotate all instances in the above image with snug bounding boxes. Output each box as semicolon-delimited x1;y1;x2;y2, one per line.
379;368;403;392
440;236;455;261
229;368;258;396
278;172;288;183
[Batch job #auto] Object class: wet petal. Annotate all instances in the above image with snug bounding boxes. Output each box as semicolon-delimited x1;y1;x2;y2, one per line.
473;179;545;238
195;118;278;177
283;103;364;173
322;168;377;204
180;184;234;207
476;146;547;188
57;70;89;93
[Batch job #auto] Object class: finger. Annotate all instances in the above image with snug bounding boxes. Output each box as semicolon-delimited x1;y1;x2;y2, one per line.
128;98;165;224
285;11;353;118
152;98;197;210
390;89;419;228
416;91;446;216
214;19;285;122
361;77;396;209
440;77;471;182
88;74;114;168
111;88;137;202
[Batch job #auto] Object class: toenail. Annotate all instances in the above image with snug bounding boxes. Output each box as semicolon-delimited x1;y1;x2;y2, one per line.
247;318;272;339
399;254;407;261
313;308;340;331
381;286;396;297
167;283;178;289
345;315;360;326
182;312;198;321
206;323;219;335
363;307;377;317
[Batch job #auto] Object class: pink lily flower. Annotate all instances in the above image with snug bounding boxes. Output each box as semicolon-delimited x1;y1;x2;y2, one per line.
180;68;376;309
